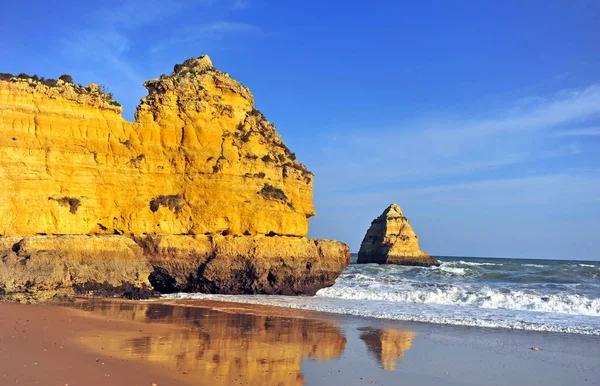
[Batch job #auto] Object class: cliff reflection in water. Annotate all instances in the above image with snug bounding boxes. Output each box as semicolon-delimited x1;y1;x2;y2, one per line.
359;327;416;371
72;301;347;385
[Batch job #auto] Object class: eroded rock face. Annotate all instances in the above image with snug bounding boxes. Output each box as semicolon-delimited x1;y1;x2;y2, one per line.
0;56;349;301
357;204;439;266
0;56;312;237
137;234;350;296
0;236;155;302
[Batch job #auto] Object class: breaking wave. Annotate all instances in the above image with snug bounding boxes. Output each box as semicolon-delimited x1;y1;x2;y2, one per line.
316;284;600;316
163;256;600;336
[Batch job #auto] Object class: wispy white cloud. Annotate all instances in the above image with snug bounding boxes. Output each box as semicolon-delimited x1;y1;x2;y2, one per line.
308;84;600;191
555;127;600;136
58;0;261;117
60;0;258;76
232;0;251;10
101;0;195;28
61;29;143;84
150;21;260;54
429;84;600;138
59;0;192;83
335;173;600;205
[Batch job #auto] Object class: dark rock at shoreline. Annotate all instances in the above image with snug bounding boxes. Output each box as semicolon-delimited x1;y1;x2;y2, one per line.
138;234;350;296
0;234;350;302
0;236;155;302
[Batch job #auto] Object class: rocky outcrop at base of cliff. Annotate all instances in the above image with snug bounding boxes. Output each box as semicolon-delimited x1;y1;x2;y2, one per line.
0;235;349;302
0;55;350;302
138;234;350;296
357;204;439;266
0;236;155;302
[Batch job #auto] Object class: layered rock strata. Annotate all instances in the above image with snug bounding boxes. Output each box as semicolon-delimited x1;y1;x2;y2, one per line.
0;236;155;302
138;234;350;295
357;204;439;266
0;56;350;301
0;56;312;236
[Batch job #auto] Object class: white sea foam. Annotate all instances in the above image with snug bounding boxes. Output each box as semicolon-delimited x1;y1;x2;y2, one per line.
316;285;600;316
430;265;469;275
443;260;502;267
161;257;600;336
161;292;600;336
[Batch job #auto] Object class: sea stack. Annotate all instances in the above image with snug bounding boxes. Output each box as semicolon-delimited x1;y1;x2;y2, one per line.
0;55;350;302
357;204;439;266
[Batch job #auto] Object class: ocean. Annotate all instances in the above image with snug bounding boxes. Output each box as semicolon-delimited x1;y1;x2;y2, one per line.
164;255;600;335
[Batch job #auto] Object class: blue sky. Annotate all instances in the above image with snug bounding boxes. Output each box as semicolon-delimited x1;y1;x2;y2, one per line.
2;0;599;259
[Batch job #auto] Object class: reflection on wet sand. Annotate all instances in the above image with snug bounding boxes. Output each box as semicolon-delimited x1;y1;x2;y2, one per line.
71;300;347;386
359;327;416;371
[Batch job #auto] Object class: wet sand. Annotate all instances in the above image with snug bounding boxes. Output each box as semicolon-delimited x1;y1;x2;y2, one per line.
0;299;599;386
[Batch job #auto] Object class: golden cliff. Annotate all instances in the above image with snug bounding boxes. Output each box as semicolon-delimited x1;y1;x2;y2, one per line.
357;204;439;266
0;56;350;302
0;56;311;236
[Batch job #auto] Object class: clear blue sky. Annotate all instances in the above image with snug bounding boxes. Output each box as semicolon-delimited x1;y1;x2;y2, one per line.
2;0;599;259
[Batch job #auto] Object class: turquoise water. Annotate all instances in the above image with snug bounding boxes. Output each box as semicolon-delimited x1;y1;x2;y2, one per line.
165;255;600;335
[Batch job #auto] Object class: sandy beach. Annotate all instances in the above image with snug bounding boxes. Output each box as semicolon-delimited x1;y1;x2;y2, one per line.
0;298;598;386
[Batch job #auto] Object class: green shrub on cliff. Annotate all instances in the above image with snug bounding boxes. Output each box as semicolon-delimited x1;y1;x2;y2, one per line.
59;74;74;83
0;72;121;107
259;184;288;202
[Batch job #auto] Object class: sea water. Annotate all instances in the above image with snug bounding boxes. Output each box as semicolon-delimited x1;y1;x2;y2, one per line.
164;255;600;335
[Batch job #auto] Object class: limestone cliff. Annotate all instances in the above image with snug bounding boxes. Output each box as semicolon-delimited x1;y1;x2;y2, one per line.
357;204;439;266
0;56;350;301
0;56;312;236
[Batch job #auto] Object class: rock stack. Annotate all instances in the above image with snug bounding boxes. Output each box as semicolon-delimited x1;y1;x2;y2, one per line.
357;204;439;266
